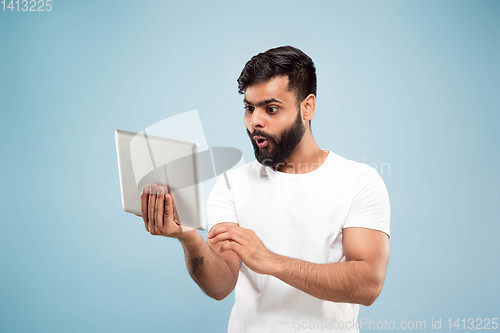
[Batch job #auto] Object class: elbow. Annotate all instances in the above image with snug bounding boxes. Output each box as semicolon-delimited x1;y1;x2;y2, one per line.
207;290;231;301
205;281;235;301
360;264;387;306
212;295;227;301
361;295;377;307
206;278;237;301
361;281;384;306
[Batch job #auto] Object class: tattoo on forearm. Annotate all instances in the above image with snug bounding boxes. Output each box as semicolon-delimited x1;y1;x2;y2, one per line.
191;256;204;265
189;256;204;277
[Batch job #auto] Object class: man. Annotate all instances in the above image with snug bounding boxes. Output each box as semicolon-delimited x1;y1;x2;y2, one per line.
141;45;391;332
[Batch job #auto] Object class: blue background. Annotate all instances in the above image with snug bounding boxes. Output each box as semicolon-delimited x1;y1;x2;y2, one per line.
1;0;499;332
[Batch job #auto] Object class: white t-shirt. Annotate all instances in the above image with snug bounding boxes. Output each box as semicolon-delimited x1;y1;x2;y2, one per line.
206;150;391;333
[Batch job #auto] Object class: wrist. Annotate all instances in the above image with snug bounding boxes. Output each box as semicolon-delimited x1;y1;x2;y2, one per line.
266;252;286;277
177;228;198;244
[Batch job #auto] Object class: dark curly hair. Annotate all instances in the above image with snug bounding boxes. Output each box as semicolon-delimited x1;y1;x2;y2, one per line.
237;45;317;119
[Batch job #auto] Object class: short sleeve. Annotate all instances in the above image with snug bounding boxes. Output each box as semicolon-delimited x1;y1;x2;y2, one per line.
343;167;391;238
206;173;238;232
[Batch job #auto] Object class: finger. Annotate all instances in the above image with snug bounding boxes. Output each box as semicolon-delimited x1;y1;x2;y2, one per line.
164;194;174;224
208;225;241;239
221;241;242;254
207;222;238;238
170;194;181;225
148;184;156;233
210;230;244;245
152;186;162;234
141;186;149;230
155;187;165;230
208;225;231;239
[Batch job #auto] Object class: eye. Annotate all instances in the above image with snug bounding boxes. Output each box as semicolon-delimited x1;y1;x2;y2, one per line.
267;106;279;114
244;105;255;113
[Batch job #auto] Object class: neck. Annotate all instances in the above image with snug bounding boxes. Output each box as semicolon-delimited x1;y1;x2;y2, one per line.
277;130;328;174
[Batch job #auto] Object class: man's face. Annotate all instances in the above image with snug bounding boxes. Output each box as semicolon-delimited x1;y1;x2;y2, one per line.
243;75;306;169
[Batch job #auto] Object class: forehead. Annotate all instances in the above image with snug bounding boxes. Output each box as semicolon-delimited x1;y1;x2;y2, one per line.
244;75;294;104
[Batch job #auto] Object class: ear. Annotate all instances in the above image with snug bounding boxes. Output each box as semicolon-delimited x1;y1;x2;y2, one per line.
301;94;316;122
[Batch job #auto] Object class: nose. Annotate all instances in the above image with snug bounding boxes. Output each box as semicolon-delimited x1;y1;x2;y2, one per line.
249;108;266;129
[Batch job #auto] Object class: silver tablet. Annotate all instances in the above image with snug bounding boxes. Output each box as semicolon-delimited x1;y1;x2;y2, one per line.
115;129;206;230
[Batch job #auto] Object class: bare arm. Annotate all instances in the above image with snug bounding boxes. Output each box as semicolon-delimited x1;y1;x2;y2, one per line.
141;184;240;301
178;226;240;300
269;227;389;306
209;225;389;306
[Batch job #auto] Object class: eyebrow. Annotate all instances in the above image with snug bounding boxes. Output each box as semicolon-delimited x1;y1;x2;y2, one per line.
243;98;283;107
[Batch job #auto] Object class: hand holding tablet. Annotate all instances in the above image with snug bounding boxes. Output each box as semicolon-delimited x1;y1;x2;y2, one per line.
115;128;243;231
115;129;206;230
140;183;195;238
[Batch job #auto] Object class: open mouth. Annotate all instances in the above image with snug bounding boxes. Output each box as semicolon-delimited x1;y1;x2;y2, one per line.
253;135;268;148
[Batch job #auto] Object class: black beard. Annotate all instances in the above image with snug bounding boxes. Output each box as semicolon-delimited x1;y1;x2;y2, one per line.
247;110;305;169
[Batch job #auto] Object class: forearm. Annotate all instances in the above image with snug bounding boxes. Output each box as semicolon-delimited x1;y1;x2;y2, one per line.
269;255;383;306
178;230;236;300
